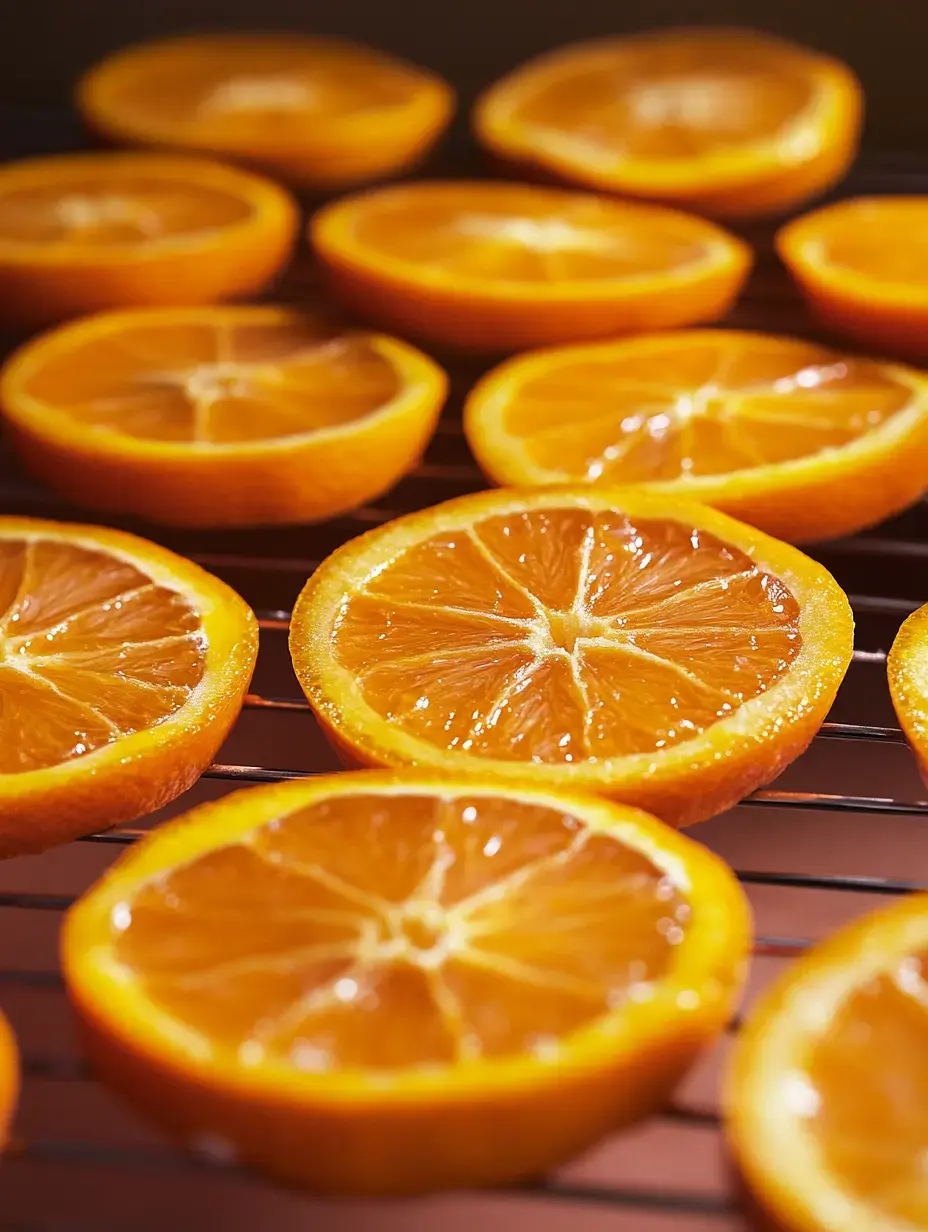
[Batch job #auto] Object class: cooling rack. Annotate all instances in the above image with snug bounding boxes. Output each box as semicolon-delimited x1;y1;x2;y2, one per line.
0;108;926;1229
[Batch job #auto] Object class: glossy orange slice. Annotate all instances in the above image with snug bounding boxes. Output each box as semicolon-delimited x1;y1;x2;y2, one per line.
464;329;928;542
0;517;257;855
0;1011;17;1153
0;306;447;528
64;770;750;1194
474;28;862;219
0;152;297;327
888;602;928;785
290;489;852;827
311;180;751;352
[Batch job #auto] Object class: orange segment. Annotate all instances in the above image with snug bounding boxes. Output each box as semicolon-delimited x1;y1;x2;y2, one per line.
0;517;257;855
0;1011;17;1154
311;181;751;352
77;34;454;191
464;329;928;542
0;153;297;327
888;602;928;785
474;28;862;219
63;771;750;1193
0;305;447;528
290;489;852;827
727;895;928;1232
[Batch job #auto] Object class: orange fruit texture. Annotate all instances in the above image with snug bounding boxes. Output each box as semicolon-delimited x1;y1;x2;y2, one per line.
63;771;751;1194
779;197;928;361
888;602;928;785
473;27;862;219
0;517;257;855
290;489;853;828
464;329;928;543
0;152;297;327
0;1011;18;1153
727;894;928;1232
0;306;447;528
311;180;751;353
77;33;455;191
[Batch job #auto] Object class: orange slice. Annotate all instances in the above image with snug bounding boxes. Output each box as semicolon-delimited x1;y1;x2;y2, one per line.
311;180;752;352
888;602;928;785
0;306;447;528
290;489;852;828
77;33;455;191
727;894;928;1232
779;197;928;360
474;28;862;220
63;770;750;1194
464;329;928;543
0;152;297;327
0;1010;18;1153
0;517;257;855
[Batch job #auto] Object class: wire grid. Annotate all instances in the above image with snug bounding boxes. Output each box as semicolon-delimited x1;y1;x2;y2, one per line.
0;138;927;1229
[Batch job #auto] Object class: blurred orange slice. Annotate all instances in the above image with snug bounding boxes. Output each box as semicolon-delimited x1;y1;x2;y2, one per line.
1;306;447;528
0;1011;17;1152
64;770;750;1193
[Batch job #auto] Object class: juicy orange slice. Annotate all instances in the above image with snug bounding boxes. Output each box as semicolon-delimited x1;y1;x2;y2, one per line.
311;180;751;352
779;198;928;360
474;28;862;219
290;489;852;827
0;1010;17;1153
63;770;750;1194
77;34;454;191
727;894;928;1232
464;329;928;543
0;152;297;327
0;305;447;528
888;602;928;784
0;517;257;855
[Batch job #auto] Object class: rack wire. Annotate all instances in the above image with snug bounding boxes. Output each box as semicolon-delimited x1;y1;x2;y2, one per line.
0;118;926;1228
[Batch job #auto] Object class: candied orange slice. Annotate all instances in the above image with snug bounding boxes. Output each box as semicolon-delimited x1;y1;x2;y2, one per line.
0;1011;17;1153
0;152;297;327
0;517;257;854
0;305;447;528
464;329;928;543
888;602;928;785
474;28;862;219
63;770;750;1193
311;180;751;352
290;489;852;827
727;894;928;1232
77;34;454;191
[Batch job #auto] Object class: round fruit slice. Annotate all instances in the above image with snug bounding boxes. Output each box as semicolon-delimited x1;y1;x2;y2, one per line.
311;180;751;352
0;306;447;528
779;197;928;360
290;489;852;827
464;329;928;543
474;28;862;220
727;894;928;1232
0;517;257;855
63;770;750;1194
77;34;454;192
0;1010;18;1152
0;152;297;327
888;602;928;784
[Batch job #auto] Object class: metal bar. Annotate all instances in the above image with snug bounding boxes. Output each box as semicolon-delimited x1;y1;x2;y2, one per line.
737;871;920;895
527;1180;734;1216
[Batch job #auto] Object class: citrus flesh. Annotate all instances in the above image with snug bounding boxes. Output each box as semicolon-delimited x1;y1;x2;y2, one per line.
0;1010;17;1152
888;602;928;785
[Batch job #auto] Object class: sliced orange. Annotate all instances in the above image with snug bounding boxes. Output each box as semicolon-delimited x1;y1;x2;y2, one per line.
888;602;928;784
0;517;257;855
0;152;297;327
0;305;447;528
311;180;752;352
77;33;455;191
474;28;862;220
290;489;852;828
464;329;928;543
727;894;928;1232
0;1010;18;1153
779;198;928;360
63;770;750;1194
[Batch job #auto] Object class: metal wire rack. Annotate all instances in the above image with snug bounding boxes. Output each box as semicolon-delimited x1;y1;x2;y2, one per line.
0;110;927;1228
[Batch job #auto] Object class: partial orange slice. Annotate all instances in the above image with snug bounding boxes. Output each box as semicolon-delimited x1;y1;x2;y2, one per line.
63;770;750;1194
0;1010;18;1153
779;197;928;360
0;306;447;528
311;181;751;352
474;28;862;219
727;894;928;1232
0;517;257;855
290;489;852;827
888;602;928;784
464;329;928;543
78;34;454;191
0;152;297;327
